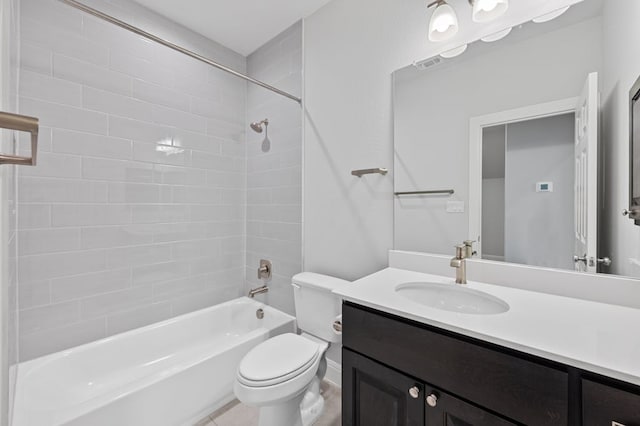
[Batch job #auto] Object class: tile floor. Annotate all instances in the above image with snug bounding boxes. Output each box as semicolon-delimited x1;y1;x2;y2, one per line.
195;381;341;426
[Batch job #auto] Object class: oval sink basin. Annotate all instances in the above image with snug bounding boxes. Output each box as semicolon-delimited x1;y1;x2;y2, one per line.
395;282;509;315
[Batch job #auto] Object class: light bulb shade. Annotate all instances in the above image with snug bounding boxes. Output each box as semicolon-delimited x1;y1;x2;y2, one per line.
472;0;509;23
429;2;459;42
440;44;468;58
481;27;512;42
532;6;570;23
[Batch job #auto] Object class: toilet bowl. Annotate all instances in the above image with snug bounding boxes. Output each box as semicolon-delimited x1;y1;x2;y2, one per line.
234;273;348;426
234;333;328;426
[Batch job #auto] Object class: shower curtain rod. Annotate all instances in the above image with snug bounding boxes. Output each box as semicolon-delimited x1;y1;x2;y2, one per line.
58;0;303;104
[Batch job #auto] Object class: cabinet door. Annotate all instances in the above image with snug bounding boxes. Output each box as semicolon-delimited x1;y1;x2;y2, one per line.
424;385;517;426
343;348;424;426
583;379;640;426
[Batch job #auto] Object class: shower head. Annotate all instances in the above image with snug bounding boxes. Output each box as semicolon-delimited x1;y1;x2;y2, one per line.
250;119;269;133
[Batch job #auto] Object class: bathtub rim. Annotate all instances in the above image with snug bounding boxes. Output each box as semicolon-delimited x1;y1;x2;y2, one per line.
20;296;294;366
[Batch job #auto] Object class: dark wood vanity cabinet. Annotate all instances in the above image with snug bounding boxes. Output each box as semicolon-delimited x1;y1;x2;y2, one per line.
343;348;516;426
582;380;640;426
342;302;640;426
342;348;424;426
423;386;517;426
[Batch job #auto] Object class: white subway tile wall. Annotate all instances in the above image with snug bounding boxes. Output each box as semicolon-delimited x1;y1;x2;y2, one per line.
245;23;303;315
4;0;20;419
16;0;257;361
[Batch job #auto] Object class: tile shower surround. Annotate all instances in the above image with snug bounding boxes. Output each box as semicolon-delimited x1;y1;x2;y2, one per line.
245;23;303;316
14;0;301;361
4;0;20;418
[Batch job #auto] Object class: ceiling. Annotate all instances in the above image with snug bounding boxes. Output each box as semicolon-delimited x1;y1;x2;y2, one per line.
131;0;333;56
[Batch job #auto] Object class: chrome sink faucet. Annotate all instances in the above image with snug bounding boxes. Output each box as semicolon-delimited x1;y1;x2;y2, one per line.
450;245;467;285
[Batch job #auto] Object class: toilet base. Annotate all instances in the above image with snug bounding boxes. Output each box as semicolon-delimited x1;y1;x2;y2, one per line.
257;377;325;426
258;392;306;426
301;377;324;425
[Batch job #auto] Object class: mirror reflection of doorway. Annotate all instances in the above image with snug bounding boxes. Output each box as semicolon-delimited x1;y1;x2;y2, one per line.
481;113;575;269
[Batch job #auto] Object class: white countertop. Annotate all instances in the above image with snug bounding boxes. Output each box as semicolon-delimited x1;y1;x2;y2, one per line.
334;267;640;387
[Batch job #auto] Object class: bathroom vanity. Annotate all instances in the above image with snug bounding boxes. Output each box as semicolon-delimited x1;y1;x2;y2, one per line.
336;253;640;426
342;303;640;425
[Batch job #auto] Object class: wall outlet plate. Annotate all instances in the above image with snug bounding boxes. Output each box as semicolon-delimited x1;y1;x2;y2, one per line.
446;200;465;213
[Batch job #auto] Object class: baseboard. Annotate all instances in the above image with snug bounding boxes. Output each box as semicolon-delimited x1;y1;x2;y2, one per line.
325;358;341;387
183;393;236;426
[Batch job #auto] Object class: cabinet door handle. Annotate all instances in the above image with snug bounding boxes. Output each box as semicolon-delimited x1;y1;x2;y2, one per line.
597;257;612;267
408;386;420;399
426;392;438;407
573;254;587;263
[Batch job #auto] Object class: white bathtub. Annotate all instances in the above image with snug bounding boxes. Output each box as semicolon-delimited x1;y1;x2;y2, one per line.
12;297;295;426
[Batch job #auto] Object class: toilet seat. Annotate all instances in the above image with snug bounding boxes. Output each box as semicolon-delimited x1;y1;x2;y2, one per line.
237;333;321;387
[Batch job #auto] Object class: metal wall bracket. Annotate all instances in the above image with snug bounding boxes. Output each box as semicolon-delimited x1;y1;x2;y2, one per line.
352;168;388;177
394;189;454;196
0;111;39;166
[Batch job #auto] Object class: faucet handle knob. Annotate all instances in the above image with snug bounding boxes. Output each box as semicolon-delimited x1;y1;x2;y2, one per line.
455;245;465;259
462;240;477;257
258;259;272;280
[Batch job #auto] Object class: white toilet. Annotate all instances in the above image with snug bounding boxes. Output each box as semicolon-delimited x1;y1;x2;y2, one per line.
234;272;348;426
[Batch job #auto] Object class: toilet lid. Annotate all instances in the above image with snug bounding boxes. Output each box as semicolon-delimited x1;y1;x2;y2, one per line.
238;333;320;385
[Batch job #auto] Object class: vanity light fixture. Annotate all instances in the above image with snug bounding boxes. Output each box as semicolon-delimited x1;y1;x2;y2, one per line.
470;0;509;23
428;0;509;43
480;27;512;42
440;44;468;58
428;0;459;42
532;6;571;23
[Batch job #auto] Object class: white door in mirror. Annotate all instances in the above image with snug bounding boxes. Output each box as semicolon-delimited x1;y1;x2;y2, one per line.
573;72;599;274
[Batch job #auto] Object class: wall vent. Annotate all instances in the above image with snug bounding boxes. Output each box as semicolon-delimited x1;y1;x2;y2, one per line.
413;56;443;70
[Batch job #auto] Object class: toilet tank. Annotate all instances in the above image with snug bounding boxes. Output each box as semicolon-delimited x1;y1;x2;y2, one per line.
292;272;349;343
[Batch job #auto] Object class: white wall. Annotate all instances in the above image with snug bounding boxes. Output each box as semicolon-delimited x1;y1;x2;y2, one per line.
504;114;575;269
245;23;302;316
393;16;602;254
601;1;640;278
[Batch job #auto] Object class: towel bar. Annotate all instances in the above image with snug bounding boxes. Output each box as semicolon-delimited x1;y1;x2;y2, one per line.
352;168;388;177
394;189;454;196
0;111;39;166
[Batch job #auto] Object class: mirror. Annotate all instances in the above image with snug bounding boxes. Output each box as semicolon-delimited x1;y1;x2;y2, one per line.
630;75;640;225
393;0;640;278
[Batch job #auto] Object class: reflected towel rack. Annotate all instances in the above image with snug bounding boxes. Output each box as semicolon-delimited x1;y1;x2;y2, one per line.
0;111;39;166
352;168;388;177
395;189;454;196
